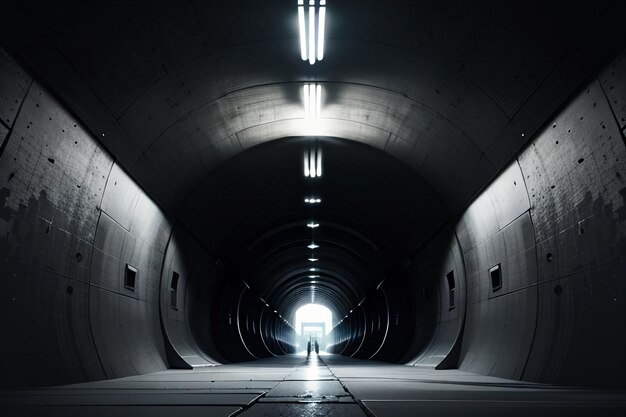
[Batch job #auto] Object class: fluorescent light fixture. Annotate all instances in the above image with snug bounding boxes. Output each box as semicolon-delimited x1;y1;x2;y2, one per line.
303;84;321;121
304;197;321;203
309;258;319;262
303;84;310;121
308;1;316;65
297;1;326;65
316;85;321;121
308;243;319;249
309;268;316;271
303;150;310;177
307;222;319;228
316;147;322;177
298;1;307;61
318;0;326;61
310;148;316;177
303;146;322;178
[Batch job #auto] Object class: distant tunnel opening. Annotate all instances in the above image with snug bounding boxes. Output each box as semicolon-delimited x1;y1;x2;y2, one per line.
295;303;333;351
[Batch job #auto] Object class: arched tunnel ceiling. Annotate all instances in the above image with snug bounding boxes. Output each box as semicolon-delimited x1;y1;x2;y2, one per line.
2;0;622;214
2;0;624;328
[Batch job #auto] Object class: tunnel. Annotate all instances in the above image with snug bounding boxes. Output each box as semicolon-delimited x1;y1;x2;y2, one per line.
0;0;625;416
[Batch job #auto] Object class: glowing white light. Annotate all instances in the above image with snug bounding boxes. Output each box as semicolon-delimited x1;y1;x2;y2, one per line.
308;243;319;249
316;85;321;121
307;222;319;228
309;258;319;262
311;84;317;119
298;1;307;61
316;147;322;177
303;84;310;120
302;84;321;124
318;1;326;61
308;1;316;65
295;303;332;335
303;151;310;177
304;197;321;203
310;148;316;177
303;147;322;178
296;1;326;65
309;268;316;271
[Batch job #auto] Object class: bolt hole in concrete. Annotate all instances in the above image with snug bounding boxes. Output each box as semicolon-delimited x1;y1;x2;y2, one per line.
546;253;553;262
554;285;563;295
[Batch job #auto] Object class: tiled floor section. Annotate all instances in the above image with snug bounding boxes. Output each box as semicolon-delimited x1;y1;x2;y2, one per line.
2;353;626;416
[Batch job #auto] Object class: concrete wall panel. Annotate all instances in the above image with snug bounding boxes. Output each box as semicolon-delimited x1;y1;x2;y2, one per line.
159;225;218;368
0;72;112;387
518;74;626;386
409;227;467;368
455;156;538;380
90;162;172;377
89;287;167;378
0;49;173;387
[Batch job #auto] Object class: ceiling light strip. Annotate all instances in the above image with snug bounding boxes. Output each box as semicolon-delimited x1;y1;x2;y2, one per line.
308;0;316;65
318;1;326;61
298;0;307;61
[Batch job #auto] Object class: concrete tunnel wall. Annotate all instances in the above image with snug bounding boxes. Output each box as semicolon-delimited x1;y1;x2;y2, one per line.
1;44;625;389
328;49;626;387
0;48;225;387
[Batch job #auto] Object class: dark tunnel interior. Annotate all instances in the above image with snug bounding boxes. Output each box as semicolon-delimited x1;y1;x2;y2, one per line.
0;0;625;416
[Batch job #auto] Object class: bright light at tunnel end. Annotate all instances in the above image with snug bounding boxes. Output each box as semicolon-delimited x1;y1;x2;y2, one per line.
295;303;332;335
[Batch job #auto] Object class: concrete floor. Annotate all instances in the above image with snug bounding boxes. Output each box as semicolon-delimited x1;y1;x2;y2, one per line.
2;354;626;416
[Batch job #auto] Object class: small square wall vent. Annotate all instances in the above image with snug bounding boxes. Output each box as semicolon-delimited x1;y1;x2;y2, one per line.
446;270;455;309
490;264;502;292
170;271;180;309
124;264;137;291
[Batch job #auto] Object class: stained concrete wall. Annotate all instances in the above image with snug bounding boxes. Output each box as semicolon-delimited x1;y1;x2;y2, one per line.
411;50;626;386
90;163;171;378
326;51;624;385
0;48;173;387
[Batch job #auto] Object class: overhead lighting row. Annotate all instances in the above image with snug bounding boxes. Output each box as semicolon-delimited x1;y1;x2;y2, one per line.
297;2;329;278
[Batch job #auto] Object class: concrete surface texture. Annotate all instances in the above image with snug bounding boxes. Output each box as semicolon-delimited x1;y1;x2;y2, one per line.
0;0;625;416
2;354;626;416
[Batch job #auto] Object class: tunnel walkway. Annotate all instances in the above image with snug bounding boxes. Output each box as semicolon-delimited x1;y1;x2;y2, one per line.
2;354;626;416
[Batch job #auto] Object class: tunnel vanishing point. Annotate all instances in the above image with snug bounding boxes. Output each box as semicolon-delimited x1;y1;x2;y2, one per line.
0;1;625;416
